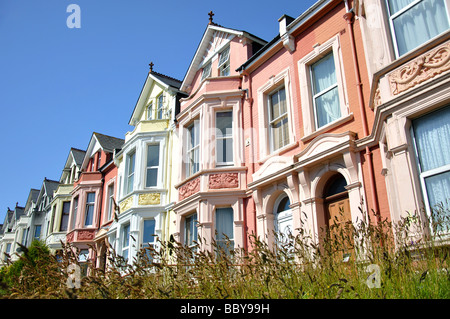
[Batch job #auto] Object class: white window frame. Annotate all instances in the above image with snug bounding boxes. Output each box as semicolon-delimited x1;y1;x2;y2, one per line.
142;219;156;261
145;143;160;188
218;45;230;76
84;192;95;227
121;223;130;261
201;62;212;81
106;183;115;222
125;151;136;195
215;207;234;254
157;94;164;120
257;68;295;159
147;101;153;120
298;35;349;139
385;0;450;58
186;120;200;177
185;213;198;250
215;111;234;166
268;87;290;153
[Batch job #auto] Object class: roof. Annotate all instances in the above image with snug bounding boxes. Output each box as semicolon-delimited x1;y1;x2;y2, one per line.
93;132;125;153
149;71;182;89
71;148;87;166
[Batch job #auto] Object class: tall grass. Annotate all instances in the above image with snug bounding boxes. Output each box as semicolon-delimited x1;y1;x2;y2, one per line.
0;206;449;299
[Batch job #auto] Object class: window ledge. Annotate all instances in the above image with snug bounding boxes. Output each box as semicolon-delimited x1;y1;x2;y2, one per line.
301;113;354;143
258;141;299;165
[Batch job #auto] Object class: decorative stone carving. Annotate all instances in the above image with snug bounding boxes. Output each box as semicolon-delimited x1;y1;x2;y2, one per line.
138;193;161;205
373;84;382;108
208;173;239;189
389;41;450;95
78;230;95;241
178;177;200;201
119;196;133;213
66;232;74;243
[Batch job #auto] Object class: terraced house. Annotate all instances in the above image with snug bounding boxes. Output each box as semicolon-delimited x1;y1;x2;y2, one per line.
46;148;86;254
109;66;186;263
66;132;124;271
2;0;449;271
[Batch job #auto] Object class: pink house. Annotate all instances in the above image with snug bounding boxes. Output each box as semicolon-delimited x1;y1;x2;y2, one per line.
66;132;124;271
173;17;267;253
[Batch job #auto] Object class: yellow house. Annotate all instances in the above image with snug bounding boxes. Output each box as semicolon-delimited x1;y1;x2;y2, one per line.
108;64;186;263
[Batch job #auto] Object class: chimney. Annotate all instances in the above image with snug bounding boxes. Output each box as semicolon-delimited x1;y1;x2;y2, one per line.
278;14;295;37
278;14;296;53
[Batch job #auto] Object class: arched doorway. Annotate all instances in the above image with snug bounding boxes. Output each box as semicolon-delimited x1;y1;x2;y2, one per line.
274;193;293;243
323;174;353;254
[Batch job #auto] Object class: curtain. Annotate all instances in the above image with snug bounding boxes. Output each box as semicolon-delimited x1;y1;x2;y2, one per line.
413;107;450;172
311;53;341;128
388;0;449;56
216;208;234;252
413;106;450;232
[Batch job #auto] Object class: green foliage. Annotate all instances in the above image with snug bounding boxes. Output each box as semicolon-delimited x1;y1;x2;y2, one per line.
0;207;449;299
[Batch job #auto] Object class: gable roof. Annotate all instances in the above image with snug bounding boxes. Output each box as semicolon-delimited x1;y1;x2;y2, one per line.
180;22;267;93
129;70;185;126
24;188;40;213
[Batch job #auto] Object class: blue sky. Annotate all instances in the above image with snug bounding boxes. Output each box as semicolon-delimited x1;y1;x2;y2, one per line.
0;0;316;222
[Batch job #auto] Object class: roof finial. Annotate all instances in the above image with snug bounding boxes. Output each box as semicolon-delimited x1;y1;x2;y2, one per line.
208;11;214;24
149;61;154;72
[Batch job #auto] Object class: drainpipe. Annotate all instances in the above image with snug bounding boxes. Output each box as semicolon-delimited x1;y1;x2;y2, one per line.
241;70;256;252
343;5;381;225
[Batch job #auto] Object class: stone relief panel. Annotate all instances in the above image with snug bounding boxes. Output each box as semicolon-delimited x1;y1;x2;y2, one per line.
178;177;200;201
208;173;239;189
389;40;450;95
138;193;161;205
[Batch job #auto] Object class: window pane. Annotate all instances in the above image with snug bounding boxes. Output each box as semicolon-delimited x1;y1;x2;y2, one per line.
216;208;234;240
146;168;158;187
216;112;232;136
315;86;341;128
413;106;450;172
123;224;130;247
87;192;95;203
391;0;449;56
387;0;416;15
311;53;337;94
270;91;280;120
143;219;156;244
219;46;230;66
147;145;160;167
425;171;450;233
85;205;94;226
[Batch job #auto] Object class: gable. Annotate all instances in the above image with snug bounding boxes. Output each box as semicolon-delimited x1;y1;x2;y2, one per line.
180;24;267;93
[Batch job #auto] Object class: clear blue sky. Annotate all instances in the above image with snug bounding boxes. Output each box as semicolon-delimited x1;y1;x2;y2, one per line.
0;0;317;222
